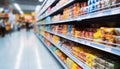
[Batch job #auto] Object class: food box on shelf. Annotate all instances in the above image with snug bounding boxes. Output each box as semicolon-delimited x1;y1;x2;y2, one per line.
114;28;120;36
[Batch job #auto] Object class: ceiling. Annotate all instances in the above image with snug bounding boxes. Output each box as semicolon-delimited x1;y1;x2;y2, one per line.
0;0;44;14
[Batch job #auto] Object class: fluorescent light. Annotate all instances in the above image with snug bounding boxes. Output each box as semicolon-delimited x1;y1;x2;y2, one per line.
14;3;21;11
14;3;24;14
19;10;23;15
35;5;41;13
0;8;3;12
39;0;43;2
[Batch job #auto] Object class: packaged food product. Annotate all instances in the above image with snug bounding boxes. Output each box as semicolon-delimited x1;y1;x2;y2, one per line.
114;28;120;36
66;58;73;68
105;61;120;69
71;61;78;69
93;63;105;69
93;29;101;39
94;57;106;65
114;36;120;44
111;0;120;5
78;51;86;62
77;66;83;69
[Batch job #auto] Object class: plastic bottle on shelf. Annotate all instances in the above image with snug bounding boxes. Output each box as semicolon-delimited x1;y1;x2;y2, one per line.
94;0;99;11
101;0;106;8
111;0;120;5
87;0;91;13
83;2;87;15
91;0;95;12
87;0;96;13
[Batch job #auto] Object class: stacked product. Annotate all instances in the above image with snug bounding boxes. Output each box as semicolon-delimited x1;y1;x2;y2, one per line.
87;0;120;13
56;0;68;7
43;37;83;69
51;2;87;22
55;49;83;69
45;0;68;17
66;58;83;69
0;13;8;18
55;49;67;63
43;24;120;46
61;39;120;69
40;20;45;24
52;35;60;44
41;31;120;69
50;45;57;52
41;0;120;23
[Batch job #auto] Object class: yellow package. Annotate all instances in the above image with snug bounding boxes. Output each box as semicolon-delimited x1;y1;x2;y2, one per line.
71;62;78;69
66;58;73;69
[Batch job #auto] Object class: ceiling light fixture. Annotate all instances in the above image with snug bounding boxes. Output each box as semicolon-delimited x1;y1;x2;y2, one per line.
35;5;41;13
0;8;3;12
39;0;43;2
14;3;24;14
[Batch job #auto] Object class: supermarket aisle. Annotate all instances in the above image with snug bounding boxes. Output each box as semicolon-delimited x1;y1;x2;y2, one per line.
0;30;63;69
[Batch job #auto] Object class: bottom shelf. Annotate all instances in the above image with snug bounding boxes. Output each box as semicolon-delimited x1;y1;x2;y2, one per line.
36;34;68;69
38;31;120;69
39;33;90;69
36;34;84;69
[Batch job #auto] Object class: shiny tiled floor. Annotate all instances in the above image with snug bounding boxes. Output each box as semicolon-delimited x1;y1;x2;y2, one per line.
0;30;63;69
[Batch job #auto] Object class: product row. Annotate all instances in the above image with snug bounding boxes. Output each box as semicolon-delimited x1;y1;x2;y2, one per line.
40;24;120;47
40;32;120;69
42;0;68;17
43;38;83;69
46;0;68;14
41;0;54;13
0;13;8;18
40;0;120;23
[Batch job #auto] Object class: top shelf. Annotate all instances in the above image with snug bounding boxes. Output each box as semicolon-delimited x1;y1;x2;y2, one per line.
37;0;74;21
37;0;56;18
77;6;120;21
37;0;47;17
38;6;120;25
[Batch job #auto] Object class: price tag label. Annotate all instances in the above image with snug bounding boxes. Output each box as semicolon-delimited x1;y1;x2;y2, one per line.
111;9;120;15
81;41;86;44
86;14;91;19
105;47;112;52
97;12;103;17
74;39;79;42
103;10;111;16
86;42;91;45
81;15;86;20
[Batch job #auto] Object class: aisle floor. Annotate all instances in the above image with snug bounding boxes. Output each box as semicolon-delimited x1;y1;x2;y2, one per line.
0;30;63;69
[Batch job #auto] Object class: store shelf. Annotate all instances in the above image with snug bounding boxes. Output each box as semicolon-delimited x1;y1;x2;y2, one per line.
40;18;76;25
37;5;120;25
44;30;120;56
77;6;120;21
38;0;74;21
40;33;90;69
38;0;56;19
37;0;48;17
36;34;68;69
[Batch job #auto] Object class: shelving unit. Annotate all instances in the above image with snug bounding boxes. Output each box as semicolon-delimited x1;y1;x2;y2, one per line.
37;4;120;25
38;18;76;25
37;0;47;18
36;34;68;69
36;0;120;69
37;0;57;20
37;0;74;22
40;33;90;69
44;30;120;56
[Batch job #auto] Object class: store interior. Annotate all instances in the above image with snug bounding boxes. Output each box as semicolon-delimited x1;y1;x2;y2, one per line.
0;0;120;69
